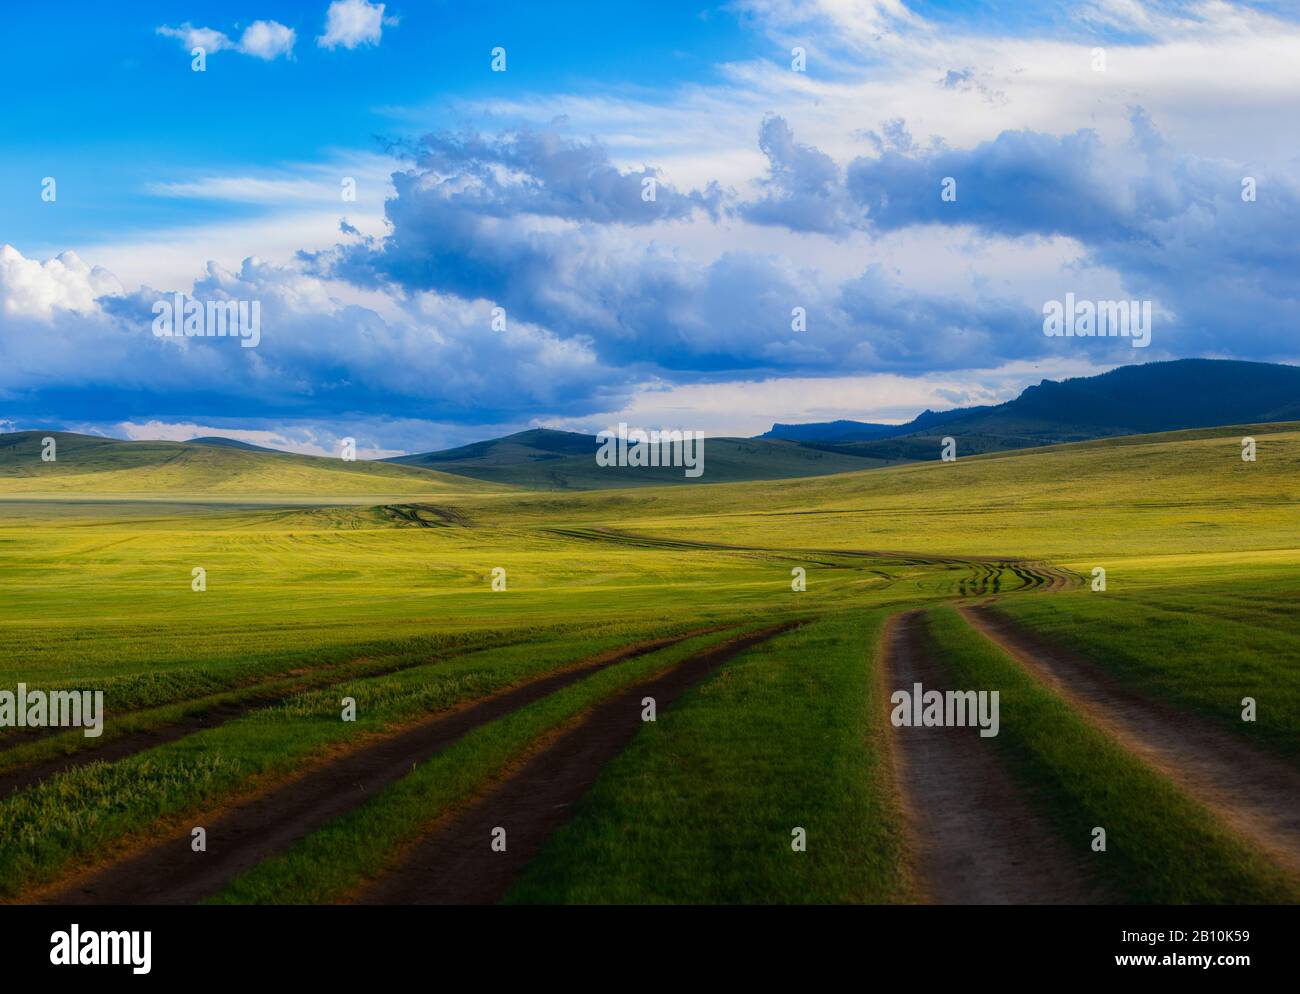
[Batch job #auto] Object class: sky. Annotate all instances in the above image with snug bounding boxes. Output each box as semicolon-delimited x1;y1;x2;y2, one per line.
2;0;1299;457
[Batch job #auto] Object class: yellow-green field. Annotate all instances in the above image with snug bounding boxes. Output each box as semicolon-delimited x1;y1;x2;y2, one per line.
1;423;1297;904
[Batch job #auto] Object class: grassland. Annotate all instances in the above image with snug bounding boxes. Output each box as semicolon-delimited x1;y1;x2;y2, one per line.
0;431;491;498
207;627;760;904
387;427;895;489
1;421;1297;903
926;607;1298;904
0;625;716;897
991;577;1300;762
503;611;911;904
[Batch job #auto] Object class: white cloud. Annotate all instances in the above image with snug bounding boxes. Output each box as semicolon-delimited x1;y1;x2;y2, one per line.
73;209;384;299
539;358;1113;438
0;244;621;432
145;151;398;207
156;23;234;53
447;0;1300;198
0;245;122;319
318;0;395;50
66;152;399;291
238;20;296;60
109;421;407;459
157;20;295;61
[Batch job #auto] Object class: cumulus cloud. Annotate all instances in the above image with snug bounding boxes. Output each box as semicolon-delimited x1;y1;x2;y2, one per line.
237;20;297;60
391;126;724;225
736;115;854;235
846;126;1135;242
0;245;625;428
318;0;396;50
306;122;1154;379
157;20;295;60
0;246;123;319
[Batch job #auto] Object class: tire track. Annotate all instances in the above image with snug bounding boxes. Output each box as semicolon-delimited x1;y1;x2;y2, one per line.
883;610;1101;904
962;604;1300;878
354;622;799;905
35;629;716;906
1;699;261;799
0;638;539;798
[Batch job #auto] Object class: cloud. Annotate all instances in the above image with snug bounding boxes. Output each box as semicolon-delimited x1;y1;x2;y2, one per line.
110;420;406;459
0;246;123;319
318;0;396;50
845;126;1136;243
92;415;532;457
307;121;1155;380
155;23;233;54
237;20;296;60
939;67;1006;104
0;245;627;428
157;20;295;61
391;126;724;226
541;357;1113;438
736;115;853;235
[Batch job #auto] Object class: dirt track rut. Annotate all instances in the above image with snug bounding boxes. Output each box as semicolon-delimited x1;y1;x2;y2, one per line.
964;604;1300;878
355;623;797;905
38;631;710;905
884;610;1101;904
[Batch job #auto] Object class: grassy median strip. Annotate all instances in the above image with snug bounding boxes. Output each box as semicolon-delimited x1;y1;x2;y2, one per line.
927;605;1299;903
993;587;1300;762
208;626;756;905
0;627;550;780
504;610;909;904
0;621;706;899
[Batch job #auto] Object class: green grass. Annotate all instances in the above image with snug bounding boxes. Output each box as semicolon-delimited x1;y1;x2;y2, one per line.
477;421;1300;561
989;581;1300;762
925;606;1299;904
0;626;537;779
0;497;971;689
0;431;492;497
503;610;911;903
389;428;894;489
2;421;1299;903
207;626;757;904
0;624;705;897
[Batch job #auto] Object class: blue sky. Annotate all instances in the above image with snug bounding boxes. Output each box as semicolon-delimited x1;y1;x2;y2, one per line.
0;1;758;249
3;0;1300;456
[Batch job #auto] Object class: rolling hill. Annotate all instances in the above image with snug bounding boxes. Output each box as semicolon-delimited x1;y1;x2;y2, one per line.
385;427;898;489
186;436;287;454
0;431;494;498
9;359;1300;495
387;359;1300;488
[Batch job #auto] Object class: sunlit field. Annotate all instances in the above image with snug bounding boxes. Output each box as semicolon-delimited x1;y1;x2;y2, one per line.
1;423;1297;904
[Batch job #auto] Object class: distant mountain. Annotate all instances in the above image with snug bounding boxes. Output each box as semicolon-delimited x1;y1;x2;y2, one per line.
758;359;1300;460
761;420;900;442
386;360;1300;488
187;436;286;454
386;427;899;489
11;359;1296;495
761;407;997;443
